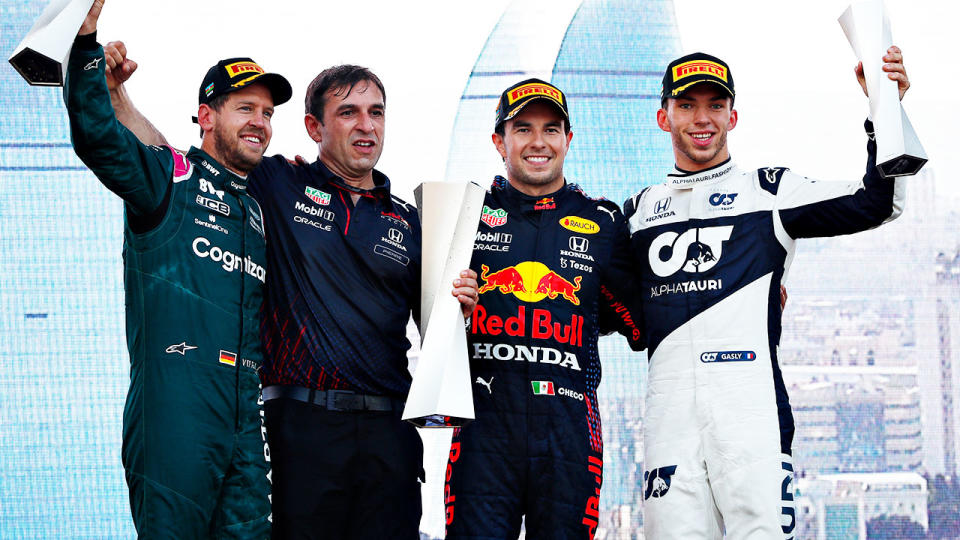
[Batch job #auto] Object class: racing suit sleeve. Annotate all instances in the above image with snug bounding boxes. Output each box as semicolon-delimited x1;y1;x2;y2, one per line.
597;205;646;352
63;33;174;219
773;120;905;239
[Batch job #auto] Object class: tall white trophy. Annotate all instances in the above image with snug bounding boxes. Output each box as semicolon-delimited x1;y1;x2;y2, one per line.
839;0;927;177
402;181;485;427
9;0;96;86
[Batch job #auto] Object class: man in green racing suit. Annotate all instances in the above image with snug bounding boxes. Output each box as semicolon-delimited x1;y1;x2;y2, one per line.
58;3;292;536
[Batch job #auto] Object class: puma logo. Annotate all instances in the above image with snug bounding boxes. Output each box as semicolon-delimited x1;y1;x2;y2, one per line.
475;376;493;394
597;205;617;222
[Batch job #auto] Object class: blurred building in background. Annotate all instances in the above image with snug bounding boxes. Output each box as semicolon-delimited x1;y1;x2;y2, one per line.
3;0;959;539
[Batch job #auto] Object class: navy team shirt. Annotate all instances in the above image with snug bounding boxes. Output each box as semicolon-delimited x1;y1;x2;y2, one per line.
249;156;421;399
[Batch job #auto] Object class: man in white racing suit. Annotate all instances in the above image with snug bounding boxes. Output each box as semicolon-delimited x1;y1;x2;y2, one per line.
622;49;910;539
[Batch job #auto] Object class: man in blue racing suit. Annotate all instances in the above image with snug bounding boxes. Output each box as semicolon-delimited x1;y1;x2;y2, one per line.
443;79;644;540
623;50;911;539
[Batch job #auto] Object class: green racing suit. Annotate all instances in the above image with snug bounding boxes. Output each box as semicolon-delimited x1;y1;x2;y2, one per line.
64;34;270;539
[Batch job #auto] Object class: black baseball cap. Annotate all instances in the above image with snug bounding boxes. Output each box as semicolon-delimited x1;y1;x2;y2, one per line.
494;78;570;130
661;52;735;104
198;58;292;107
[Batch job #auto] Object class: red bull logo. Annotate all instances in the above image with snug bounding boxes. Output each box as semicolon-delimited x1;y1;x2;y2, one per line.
471;305;584;346
478;262;581;305
534;197;556;210
478;264;526;294
582;455;603;538
535;271;582;305
444;440;460;534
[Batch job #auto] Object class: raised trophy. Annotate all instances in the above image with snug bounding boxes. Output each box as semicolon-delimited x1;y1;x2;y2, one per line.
839;0;927;177
402;181;486;427
9;0;96;86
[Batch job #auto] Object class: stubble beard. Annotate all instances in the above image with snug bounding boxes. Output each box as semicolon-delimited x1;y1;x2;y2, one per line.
213;124;263;175
508;159;562;190
673;128;727;168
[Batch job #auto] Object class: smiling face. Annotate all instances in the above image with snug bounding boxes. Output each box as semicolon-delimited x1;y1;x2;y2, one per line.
658;83;737;171
492;101;572;197
309;80;385;187
199;83;274;175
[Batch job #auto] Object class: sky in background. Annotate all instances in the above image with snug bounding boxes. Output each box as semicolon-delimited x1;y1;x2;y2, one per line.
83;0;954;203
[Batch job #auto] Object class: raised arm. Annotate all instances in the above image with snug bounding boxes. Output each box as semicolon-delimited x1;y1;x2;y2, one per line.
66;1;175;218
103;40;170;147
772;46;911;239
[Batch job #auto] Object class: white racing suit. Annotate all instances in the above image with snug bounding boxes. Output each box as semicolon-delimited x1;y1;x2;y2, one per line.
622;120;904;539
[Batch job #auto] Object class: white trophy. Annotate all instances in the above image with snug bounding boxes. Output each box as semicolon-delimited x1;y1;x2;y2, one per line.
9;0;96;86
402;181;486;427
839;0;927;177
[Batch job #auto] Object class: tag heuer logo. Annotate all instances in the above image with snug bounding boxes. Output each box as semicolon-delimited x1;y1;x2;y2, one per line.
305;187;331;206
480;206;508;227
531;381;555;395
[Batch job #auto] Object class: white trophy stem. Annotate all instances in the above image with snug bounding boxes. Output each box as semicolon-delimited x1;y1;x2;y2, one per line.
403;181;485;427
9;0;97;86
838;0;927;177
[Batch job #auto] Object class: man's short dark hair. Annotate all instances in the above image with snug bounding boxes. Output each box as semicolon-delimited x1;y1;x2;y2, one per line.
208;93;229;112
305;65;386;123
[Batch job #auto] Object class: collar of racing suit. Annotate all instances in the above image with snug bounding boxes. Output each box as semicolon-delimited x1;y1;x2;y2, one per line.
307;158;393;201
666;158;737;189
493;174;576;215
187;146;250;194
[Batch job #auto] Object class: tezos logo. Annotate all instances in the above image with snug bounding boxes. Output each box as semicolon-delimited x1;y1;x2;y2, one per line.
648;226;733;277
644;465;678;500
709;193;738;206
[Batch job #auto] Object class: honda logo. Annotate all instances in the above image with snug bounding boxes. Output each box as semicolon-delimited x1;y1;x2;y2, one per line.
568;236;589;253
654;197;671;214
388;228;403;243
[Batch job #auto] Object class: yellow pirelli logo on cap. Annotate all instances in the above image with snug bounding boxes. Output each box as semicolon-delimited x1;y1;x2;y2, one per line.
225;61;265;77
673;60;727;82
507;83;564;105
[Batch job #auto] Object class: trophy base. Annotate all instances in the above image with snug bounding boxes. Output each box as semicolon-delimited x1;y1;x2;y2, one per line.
405;414;474;428
9;48;64;87
877;154;927;178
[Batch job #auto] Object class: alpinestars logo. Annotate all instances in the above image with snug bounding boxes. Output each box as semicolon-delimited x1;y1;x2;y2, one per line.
644;465;678;500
